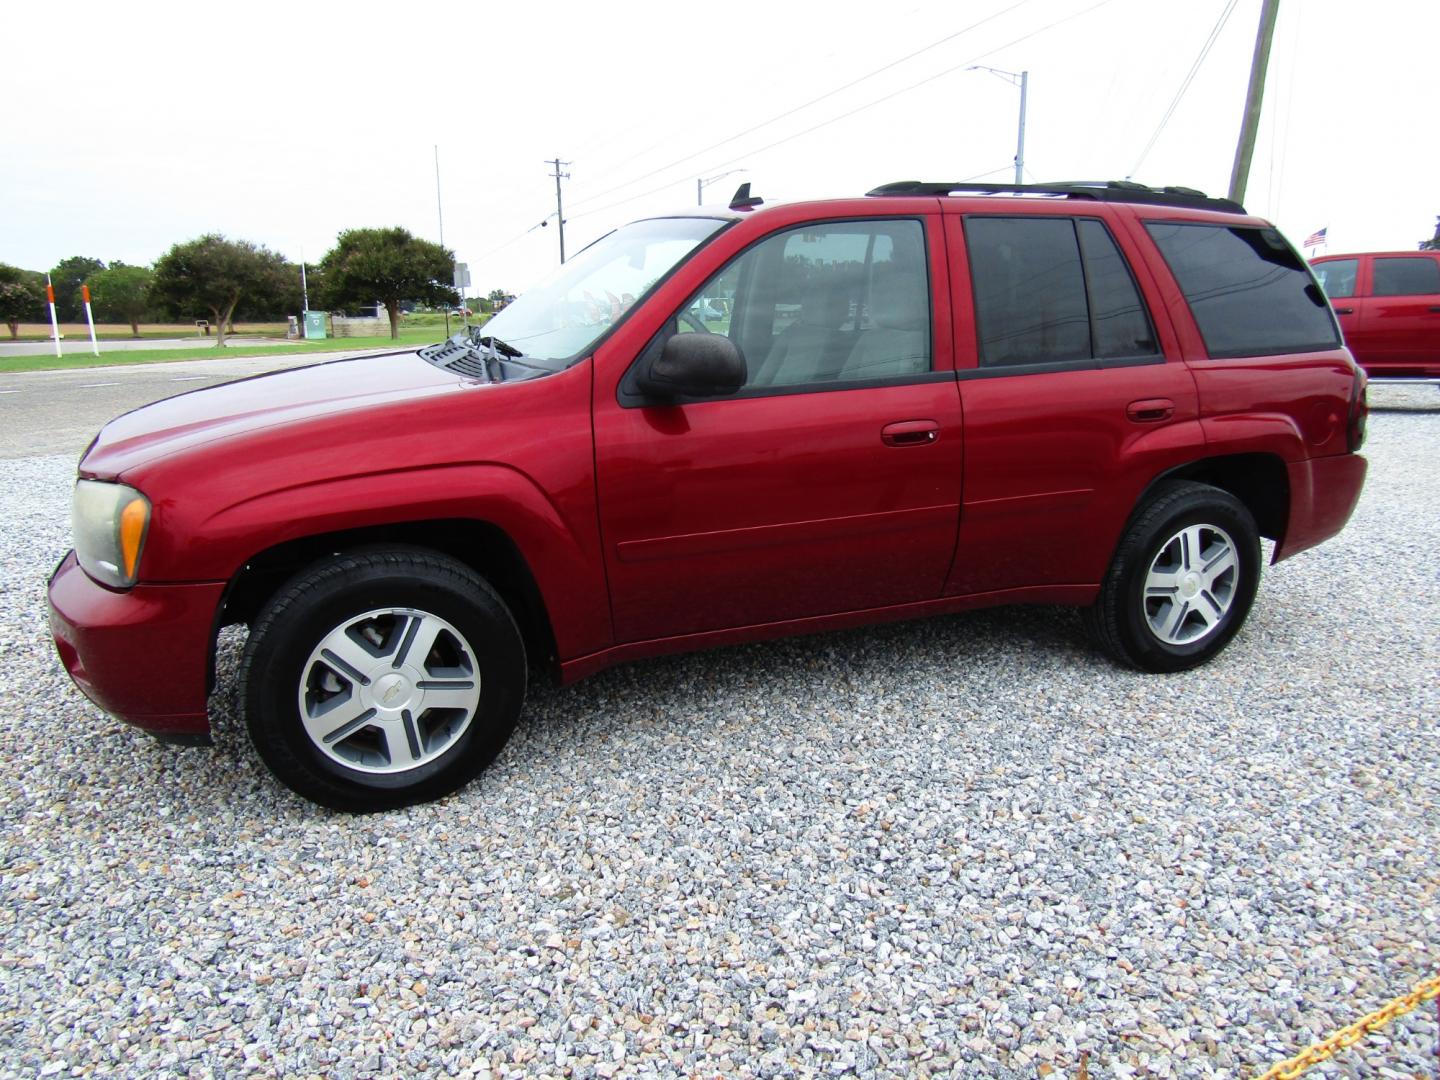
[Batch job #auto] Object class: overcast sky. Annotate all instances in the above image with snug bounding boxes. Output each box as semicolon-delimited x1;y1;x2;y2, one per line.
3;0;1436;295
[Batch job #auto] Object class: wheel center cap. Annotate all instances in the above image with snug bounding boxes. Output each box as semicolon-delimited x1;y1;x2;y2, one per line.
1181;573;1202;599
374;672;414;709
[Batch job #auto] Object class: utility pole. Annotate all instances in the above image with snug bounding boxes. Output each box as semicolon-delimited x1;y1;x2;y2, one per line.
1228;0;1280;206
547;158;571;264
968;66;1028;185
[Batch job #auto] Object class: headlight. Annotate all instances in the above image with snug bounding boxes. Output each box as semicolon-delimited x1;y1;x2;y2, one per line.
72;480;151;589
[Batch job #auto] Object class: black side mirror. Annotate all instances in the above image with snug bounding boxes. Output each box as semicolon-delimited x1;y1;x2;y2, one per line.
637;333;746;400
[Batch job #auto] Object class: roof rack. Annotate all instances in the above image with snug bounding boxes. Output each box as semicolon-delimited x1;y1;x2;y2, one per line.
866;179;1245;214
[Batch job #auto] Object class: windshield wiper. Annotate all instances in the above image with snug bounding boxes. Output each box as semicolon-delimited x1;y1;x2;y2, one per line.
467;327;523;358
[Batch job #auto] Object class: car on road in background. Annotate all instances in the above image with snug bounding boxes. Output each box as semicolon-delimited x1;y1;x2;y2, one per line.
1311;250;1440;382
49;179;1369;811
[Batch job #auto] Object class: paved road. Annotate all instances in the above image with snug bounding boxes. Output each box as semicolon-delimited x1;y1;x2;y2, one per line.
0;336;298;358
0;346;414;460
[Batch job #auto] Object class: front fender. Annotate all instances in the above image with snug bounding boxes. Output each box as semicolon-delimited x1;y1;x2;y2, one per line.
189;463;611;660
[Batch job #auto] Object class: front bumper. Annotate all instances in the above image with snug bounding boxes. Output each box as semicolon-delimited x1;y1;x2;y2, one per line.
47;551;226;736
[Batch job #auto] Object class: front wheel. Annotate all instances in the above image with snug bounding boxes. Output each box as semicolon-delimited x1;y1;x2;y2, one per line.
1084;482;1261;673
238;548;526;811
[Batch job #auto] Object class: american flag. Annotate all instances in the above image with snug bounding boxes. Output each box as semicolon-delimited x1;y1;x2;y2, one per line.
1304;227;1327;248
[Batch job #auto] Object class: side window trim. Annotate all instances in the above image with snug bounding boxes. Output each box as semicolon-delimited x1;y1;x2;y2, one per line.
955;354;1165;381
617;216;936;407
1071;219;1099;361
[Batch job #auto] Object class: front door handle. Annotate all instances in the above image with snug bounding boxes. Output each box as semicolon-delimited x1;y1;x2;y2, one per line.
881;420;940;447
1126;398;1175;423
1334;306;1355;315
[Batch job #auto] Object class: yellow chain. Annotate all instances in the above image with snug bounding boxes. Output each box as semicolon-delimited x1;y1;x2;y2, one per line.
1257;972;1440;1080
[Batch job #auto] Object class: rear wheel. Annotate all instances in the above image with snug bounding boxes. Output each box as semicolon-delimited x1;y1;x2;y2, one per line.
1085;482;1261;673
239;547;526;811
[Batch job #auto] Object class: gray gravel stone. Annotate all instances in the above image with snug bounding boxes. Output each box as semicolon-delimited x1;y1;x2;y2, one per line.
0;384;1436;1078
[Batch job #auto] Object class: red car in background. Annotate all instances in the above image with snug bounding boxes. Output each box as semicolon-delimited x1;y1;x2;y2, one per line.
1311;250;1440;381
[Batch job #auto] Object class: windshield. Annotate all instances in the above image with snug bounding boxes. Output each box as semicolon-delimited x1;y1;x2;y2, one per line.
479;217;728;365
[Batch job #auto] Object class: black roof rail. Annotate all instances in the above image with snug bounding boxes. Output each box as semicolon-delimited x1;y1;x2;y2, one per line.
866;179;1245;214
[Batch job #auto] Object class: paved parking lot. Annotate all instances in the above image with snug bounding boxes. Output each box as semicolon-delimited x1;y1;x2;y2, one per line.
0;385;1435;1077
0;347;410;459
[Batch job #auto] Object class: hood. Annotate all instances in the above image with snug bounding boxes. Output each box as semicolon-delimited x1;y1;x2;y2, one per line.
81;351;474;478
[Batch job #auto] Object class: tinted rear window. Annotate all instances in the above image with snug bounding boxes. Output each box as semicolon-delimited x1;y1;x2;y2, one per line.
1373;256;1440;296
966;216;1157;367
1146;223;1339;358
968;217;1090;365
1077;220;1158;358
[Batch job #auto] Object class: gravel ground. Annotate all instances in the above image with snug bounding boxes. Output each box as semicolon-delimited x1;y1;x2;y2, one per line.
1;386;1437;1079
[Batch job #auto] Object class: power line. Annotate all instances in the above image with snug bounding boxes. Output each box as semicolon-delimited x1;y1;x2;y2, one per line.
565;0;1034;213
570;0;1118;223
1128;0;1239;179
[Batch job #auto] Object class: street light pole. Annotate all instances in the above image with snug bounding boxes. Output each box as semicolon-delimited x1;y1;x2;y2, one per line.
697;168;747;206
1014;70;1028;185
434;145;444;247
968;66;1029;184
436;145;449;337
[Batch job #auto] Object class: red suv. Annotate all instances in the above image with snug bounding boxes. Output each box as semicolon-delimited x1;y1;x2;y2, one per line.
1310;250;1440;381
49;180;1369;810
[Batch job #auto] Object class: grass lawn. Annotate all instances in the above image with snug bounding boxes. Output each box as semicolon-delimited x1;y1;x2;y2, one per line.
0;322;479;374
7;320;292;342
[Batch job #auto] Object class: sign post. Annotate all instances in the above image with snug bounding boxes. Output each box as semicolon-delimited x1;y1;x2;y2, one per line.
453;263;471;327
45;275;62;358
81;284;100;356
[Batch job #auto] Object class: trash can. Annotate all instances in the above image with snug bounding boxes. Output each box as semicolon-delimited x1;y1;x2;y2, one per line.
303;311;328;340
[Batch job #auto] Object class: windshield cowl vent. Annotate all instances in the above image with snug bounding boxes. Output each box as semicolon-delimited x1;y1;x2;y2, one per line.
418;340;490;380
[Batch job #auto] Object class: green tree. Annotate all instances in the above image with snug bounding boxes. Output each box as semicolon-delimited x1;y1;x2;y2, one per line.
86;264;154;337
319;227;457;339
150;235;291;347
1420;216;1440;252
0;279;44;339
235;260;305;321
49;256;107;322
0;264;45;338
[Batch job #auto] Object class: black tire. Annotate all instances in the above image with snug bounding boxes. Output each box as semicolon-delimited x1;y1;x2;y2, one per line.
238;547;526;812
1084;481;1261;673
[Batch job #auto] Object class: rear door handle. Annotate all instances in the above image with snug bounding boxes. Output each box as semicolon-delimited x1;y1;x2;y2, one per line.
1126;398;1175;423
881;420;940;447
1429;305;1440;313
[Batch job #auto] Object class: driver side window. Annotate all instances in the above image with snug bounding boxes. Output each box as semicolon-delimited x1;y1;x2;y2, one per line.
677;261;740;336
673;219;931;392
